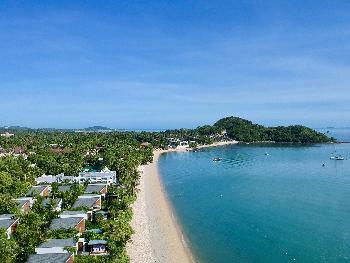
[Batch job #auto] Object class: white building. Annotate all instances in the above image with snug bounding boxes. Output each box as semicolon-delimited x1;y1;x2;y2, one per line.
0;132;14;138
75;171;118;185
35;170;118;186
35;173;65;184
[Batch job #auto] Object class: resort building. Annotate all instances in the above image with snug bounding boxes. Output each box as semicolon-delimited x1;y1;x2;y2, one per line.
27;253;74;263
84;184;108;197
49;217;85;234
35;173;65;184
72;195;101;211
0;214;18;239
26;185;50;197
177;141;190;149
35;171;118;186
76;171;118;185
35;238;77;254
0;132;14;138
88;240;108;255
14;198;31;213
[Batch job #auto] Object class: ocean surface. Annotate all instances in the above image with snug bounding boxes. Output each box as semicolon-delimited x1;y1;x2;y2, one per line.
158;128;350;263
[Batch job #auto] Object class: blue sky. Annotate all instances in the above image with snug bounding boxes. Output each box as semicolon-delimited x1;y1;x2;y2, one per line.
1;1;350;129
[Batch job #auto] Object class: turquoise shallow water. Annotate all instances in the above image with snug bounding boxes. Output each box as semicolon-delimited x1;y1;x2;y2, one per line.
158;134;350;263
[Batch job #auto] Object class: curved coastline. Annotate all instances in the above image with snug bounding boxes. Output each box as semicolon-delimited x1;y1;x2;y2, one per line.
127;141;238;263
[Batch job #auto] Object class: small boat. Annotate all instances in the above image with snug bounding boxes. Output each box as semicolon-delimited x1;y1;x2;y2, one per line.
330;155;345;160
213;157;222;162
265;153;269;156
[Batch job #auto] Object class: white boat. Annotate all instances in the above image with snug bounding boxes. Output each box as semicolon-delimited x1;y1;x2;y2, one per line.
330;155;345;160
213;157;222;162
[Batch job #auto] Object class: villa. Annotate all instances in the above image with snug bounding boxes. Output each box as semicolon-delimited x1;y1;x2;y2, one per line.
72;195;101;211
14;198;31;213
49;217;85;234
26;185;50;197
84;184;108;197
0;214;18;239
27;253;74;263
88;240;108;255
35;238;77;254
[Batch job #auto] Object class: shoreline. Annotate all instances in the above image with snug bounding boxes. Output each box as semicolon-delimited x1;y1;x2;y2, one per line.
127;140;238;263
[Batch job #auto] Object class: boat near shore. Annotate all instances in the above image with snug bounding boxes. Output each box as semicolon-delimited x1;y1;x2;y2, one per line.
330;155;346;160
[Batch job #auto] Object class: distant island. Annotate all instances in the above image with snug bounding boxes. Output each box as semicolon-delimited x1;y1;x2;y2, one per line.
134;116;335;149
212;117;334;143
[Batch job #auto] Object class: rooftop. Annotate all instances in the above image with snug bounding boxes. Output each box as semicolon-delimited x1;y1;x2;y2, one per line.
72;196;100;209
88;240;107;245
60;210;86;215
0;218;17;229
16;199;29;208
84;184;107;194
49;217;83;230
0;214;15;219
27;253;72;263
35;175;57;184
26;185;48;197
79;171;116;177
37;238;75;248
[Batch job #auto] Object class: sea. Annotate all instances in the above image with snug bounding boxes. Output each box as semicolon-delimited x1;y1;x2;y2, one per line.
158;128;350;263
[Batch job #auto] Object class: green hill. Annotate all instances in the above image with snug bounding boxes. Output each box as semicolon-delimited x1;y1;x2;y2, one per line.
211;116;334;143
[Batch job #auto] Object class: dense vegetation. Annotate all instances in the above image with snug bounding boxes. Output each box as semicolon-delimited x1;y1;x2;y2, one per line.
0;131;152;262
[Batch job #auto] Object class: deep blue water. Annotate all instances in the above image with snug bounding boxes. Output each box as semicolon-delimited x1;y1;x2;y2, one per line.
158;130;350;263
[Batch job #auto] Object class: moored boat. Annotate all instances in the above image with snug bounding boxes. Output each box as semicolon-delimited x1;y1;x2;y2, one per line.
330;155;346;160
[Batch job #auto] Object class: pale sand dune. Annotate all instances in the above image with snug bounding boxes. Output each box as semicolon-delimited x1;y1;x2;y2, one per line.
127;141;238;263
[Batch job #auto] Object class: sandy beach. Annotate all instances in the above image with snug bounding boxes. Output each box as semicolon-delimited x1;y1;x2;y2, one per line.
127;141;238;263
